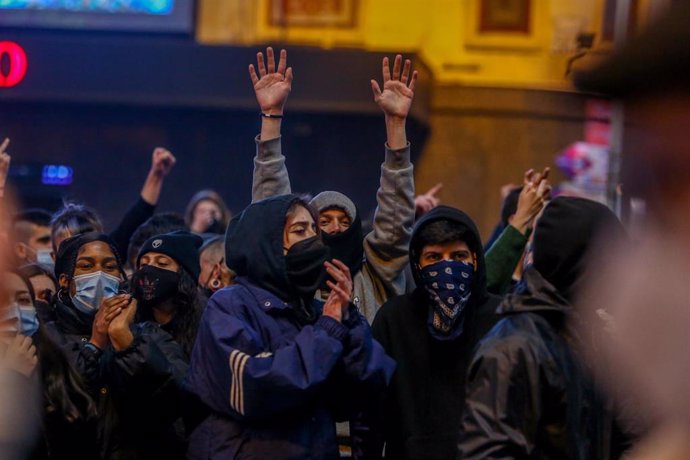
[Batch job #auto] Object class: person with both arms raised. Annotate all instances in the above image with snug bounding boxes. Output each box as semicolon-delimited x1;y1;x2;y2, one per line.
249;47;417;324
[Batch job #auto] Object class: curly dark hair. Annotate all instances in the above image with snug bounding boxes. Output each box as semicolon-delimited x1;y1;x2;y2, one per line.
134;268;202;357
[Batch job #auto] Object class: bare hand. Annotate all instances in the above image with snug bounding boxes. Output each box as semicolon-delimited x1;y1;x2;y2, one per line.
2;334;38;378
512;168;552;234
249;47;293;115
371;55;418;120
0;138;11;185
91;294;130;349
415;183;443;216
108;298;137;351
322;259;353;323
150;147;176;178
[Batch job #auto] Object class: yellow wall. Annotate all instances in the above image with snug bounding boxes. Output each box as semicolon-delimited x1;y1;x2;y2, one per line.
198;0;608;90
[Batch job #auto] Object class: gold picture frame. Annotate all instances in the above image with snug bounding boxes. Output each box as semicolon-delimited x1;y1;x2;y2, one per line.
465;0;546;51
269;0;358;28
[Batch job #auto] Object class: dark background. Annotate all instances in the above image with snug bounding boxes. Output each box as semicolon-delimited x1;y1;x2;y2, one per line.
0;31;429;229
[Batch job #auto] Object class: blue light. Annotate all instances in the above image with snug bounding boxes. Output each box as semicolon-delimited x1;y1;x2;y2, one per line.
0;0;174;15
42;164;73;186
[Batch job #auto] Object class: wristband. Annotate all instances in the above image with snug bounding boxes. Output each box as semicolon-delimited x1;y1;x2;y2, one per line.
261;113;283;119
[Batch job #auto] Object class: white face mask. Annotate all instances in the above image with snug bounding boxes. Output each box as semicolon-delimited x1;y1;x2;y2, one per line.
70;271;121;314
36;249;54;268
0;302;20;334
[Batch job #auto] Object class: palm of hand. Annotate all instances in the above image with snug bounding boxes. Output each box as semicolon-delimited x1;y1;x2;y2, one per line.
376;81;413;118
255;74;291;111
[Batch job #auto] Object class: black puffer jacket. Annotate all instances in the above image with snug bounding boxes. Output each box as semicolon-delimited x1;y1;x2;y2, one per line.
44;298;188;459
369;206;501;460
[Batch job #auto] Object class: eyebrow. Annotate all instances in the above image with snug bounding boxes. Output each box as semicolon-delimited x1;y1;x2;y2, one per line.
289;220;312;229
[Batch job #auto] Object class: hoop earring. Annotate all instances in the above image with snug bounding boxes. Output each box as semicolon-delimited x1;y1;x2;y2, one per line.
210;279;222;290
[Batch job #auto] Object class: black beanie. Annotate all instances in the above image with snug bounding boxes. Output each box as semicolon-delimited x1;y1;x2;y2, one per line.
532;197;624;301
55;232;123;280
137;230;203;280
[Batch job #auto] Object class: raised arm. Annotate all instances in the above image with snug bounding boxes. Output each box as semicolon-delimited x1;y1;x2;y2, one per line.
109;148;175;256
485;168;551;295
363;55;418;295
0;138;11;199
250;47;294;202
140;147;176;206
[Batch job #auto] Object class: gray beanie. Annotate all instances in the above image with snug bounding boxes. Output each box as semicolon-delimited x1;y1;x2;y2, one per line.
309;191;357;221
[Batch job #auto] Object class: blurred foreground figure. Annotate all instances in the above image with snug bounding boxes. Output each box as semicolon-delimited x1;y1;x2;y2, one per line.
457;198;625;460
575;2;690;459
0;198;39;460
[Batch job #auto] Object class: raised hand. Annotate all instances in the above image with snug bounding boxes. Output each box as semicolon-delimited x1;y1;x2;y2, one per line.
150;147;176;178
512;168;552;234
0;138;11;190
249;47;293;116
322;259;354;323
371;55;418;120
415;183;443;217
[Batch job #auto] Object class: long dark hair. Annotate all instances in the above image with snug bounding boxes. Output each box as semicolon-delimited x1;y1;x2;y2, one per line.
35;329;98;423
12;271;97;424
135;268;202;357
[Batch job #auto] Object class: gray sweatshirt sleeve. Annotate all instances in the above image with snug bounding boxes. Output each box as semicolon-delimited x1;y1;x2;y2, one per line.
362;142;415;295
251;134;292;203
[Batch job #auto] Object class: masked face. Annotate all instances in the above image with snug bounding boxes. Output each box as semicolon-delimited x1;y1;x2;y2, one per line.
2;272;35;336
0;302;20;335
18;305;39;337
420;260;474;341
36;249;54;267
285;236;330;299
131;265;180;308
70;271;121;314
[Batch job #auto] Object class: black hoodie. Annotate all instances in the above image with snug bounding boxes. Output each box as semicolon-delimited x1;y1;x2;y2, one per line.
225;194;300;302
457;197;628;460
370;206;501;460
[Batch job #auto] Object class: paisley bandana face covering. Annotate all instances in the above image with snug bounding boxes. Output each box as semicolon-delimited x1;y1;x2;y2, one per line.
420;260;474;341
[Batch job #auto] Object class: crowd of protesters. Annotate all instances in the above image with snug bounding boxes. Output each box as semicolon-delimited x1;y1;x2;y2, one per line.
0;3;688;458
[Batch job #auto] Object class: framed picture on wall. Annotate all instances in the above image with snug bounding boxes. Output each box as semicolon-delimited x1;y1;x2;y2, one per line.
465;0;545;50
479;0;531;33
269;0;358;28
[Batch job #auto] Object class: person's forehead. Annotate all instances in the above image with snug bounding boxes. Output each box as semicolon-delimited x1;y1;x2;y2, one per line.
4;272;28;292
77;240;115;258
319;208;348;218
31;274;55;289
141;251;174;260
196;200;220;210
31;225;51;238
422;240;470;252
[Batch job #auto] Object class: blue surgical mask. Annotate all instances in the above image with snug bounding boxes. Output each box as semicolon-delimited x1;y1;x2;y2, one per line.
420;260;474;341
18;305;39;336
1;302;20;334
36;249;54;268
71;271;121;314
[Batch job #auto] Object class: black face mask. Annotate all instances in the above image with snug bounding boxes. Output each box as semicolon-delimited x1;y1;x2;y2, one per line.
285;236;330;299
321;213;364;280
131;265;180;308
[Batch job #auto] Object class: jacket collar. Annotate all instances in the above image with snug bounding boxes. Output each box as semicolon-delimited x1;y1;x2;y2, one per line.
497;267;572;317
235;277;291;312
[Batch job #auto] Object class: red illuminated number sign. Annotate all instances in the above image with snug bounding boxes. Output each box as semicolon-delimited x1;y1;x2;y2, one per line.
0;41;28;88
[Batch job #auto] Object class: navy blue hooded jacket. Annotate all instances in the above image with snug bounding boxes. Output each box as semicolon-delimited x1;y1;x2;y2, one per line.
184;195;395;460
